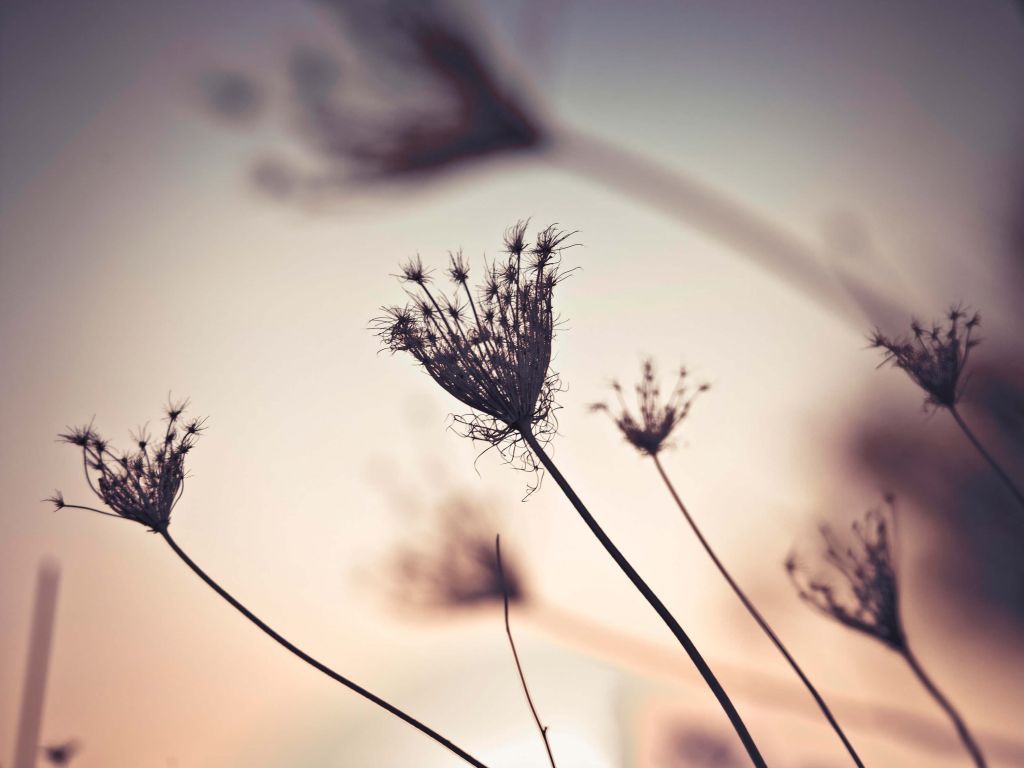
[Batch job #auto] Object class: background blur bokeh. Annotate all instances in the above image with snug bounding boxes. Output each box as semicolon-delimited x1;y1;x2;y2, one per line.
2;1;1023;766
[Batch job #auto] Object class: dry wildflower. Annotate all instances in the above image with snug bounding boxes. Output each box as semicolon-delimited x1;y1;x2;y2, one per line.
786;498;905;650
49;400;205;532
870;305;1024;516
591;359;708;456
393;499;527;610
374;221;574;475
788;498;990;767
48;402;491;768
870;304;981;411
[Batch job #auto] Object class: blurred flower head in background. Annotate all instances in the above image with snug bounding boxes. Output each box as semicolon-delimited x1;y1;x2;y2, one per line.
202;0;545;205
870;305;981;412
786;497;905;651
389;495;527;611
591;359;709;457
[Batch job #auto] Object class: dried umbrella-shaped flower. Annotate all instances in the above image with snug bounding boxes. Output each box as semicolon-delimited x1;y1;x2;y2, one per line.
591;359;709;456
48;401;491;768
594;360;865;767
870;306;1024;516
787;498;989;767
376;224;767;767
375;220;571;473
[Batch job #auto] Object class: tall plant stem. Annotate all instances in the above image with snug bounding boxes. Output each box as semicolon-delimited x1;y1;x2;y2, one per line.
159;530;490;768
899;643;987;768
948;406;1024;513
518;428;768;767
651;455;864;767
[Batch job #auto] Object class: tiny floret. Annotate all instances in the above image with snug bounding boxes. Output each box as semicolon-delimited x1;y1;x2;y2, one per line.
592;359;709;456
786;498;905;650
50;401;204;532
870;304;981;410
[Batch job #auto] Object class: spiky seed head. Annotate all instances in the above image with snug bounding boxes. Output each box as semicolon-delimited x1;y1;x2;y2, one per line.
592;358;709;456
49;400;204;532
374;222;574;475
786;497;905;651
870;304;981;410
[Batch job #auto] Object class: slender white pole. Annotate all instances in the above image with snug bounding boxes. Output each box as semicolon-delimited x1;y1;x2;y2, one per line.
13;560;61;768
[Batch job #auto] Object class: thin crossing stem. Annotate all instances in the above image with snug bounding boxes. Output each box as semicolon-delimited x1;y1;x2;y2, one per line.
519;428;768;767
900;643;987;768
496;535;558;768
160;530;490;768
651;454;864;767
948;406;1024;514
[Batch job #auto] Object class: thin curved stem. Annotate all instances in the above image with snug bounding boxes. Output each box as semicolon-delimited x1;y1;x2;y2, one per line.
518;428;768;767
900;643;987;767
496;536;557;768
159;530;490;768
651;455;864;767
948;406;1024;514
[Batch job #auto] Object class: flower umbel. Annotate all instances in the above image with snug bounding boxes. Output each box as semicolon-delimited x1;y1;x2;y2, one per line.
51;400;205;532
591;359;709;456
375;221;574;469
786;497;905;650
870;305;981;410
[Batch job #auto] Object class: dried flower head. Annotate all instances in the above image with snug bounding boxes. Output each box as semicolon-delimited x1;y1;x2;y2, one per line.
375;221;575;472
786;497;905;650
591;359;709;456
870;304;981;410
391;498;527;610
49;400;205;532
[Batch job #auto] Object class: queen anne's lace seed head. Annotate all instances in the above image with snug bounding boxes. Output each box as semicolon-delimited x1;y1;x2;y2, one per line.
786;497;906;651
374;221;575;472
870;305;981;411
591;359;709;456
49;400;205;532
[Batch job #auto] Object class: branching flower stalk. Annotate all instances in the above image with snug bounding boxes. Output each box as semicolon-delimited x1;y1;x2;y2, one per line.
871;306;1024;517
787;498;989;768
592;360;865;767
47;402;490;768
375;222;767;767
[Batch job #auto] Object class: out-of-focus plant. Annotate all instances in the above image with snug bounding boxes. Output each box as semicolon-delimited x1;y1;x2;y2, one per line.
787;498;989;767
40;740;80;766
592;359;865;766
374;221;768;766
47;401;491;768
202;0;895;329
870;306;1024;521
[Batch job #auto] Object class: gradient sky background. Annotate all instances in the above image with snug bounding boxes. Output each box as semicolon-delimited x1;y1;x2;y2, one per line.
2;1;1024;766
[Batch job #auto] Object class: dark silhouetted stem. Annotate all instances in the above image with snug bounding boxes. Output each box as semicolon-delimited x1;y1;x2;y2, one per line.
900;643;987;767
496;536;557;768
651;455;864;767
949;406;1024;513
160;530;489;768
519;429;767;767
